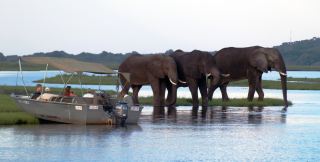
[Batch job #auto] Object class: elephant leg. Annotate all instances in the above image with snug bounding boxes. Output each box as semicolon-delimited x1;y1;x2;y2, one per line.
198;77;208;108
132;85;142;105
119;83;130;99
256;74;264;101
150;79;161;107
247;70;259;101
187;78;199;109
220;82;230;101
159;80;166;107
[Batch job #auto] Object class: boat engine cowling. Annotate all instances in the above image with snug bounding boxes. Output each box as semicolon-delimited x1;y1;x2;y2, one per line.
115;102;129;125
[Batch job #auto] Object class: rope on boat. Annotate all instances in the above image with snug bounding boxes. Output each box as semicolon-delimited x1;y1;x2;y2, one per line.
41;63;48;94
18;59;29;96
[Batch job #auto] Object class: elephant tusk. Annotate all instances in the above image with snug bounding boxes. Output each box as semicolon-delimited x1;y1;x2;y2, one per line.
206;73;212;77
279;72;287;76
179;80;187;84
220;74;230;77
169;78;177;85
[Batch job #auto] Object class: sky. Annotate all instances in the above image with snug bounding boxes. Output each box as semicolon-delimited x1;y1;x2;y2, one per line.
0;0;319;55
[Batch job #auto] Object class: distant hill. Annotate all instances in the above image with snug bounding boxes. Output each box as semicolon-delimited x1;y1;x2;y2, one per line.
28;50;138;68
0;37;320;70
275;37;320;66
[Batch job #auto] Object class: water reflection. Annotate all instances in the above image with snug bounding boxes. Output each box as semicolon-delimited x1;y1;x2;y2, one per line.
12;124;142;141
149;106;287;125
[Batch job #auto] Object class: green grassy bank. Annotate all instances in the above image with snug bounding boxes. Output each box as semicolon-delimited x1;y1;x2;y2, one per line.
34;74;117;85
1;62;320;71
230;77;320;90
0;85;291;125
0;94;39;125
0;61;56;71
35;74;320;90
139;97;291;107
287;65;320;71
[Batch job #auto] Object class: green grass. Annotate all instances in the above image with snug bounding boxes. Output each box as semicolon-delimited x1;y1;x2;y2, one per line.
1;61;319;71
0;86;117;125
0;61;57;71
230;79;320;90
138;97;291;107
0;94;39;125
286;77;320;82
0;85;117;96
0;94;22;112
34;74;118;85
35;73;320;90
287;65;320;71
0;61;119;71
0;112;39;125
0;84;291;125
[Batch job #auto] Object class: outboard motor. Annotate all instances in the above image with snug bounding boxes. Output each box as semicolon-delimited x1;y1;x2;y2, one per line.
115;101;129;125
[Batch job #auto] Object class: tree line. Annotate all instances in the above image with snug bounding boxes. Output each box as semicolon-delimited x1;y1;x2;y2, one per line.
1;37;320;69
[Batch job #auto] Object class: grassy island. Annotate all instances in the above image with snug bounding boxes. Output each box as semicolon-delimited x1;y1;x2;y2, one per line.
35;74;320;90
34;74;117;85
0;85;291;125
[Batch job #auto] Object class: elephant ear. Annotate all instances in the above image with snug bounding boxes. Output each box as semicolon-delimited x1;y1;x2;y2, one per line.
249;50;268;73
149;58;165;78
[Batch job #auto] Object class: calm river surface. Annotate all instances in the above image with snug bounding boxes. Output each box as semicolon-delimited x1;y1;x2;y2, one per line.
0;71;320;161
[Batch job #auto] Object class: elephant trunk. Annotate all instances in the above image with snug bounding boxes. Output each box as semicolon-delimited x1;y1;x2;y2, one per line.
166;83;177;106
166;67;178;106
276;56;288;107
207;68;220;101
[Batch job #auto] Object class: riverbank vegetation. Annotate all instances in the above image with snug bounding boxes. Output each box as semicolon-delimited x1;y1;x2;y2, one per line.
34;74;117;85
287;66;320;71
2;37;320;70
230;77;320;90
0;85;291;124
34;75;320;90
139;97;291;107
0;94;39;125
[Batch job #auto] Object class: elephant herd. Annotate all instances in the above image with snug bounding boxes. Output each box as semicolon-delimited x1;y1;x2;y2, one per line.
118;46;288;111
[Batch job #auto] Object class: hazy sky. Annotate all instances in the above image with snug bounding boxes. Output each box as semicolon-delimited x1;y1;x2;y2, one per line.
0;0;319;55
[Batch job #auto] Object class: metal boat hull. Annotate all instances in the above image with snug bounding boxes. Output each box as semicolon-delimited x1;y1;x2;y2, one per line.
11;95;142;125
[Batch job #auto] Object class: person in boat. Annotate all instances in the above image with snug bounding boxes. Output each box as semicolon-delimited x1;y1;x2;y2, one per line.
37;87;59;101
31;84;42;99
64;86;76;97
83;89;95;98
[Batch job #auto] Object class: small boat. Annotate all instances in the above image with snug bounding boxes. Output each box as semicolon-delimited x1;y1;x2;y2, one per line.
11;57;142;125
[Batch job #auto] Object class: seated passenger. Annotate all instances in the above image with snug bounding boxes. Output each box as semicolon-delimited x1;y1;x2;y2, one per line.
37;87;58;101
31;84;42;99
64;86;73;97
70;91;76;97
83;89;95;98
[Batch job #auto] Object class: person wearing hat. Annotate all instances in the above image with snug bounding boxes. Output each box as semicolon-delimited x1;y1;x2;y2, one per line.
64;86;76;97
31;84;42;99
37;87;58;101
64;86;72;96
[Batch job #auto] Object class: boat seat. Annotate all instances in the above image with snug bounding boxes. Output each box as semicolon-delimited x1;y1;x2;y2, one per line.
37;93;59;101
50;96;63;102
61;97;75;103
82;98;94;104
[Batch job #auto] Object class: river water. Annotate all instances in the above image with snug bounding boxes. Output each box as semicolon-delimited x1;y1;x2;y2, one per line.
0;71;320;161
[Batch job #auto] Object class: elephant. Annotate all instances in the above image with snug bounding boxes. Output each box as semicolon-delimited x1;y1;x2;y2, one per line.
118;54;179;107
208;46;288;106
166;50;229;109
